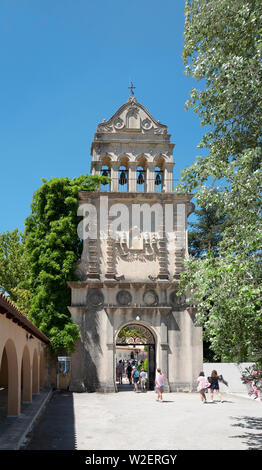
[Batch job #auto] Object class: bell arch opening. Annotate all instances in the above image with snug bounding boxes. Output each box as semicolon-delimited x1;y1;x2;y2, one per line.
115;322;156;391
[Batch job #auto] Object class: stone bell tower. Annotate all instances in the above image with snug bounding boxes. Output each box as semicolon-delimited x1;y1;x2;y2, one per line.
68;94;203;393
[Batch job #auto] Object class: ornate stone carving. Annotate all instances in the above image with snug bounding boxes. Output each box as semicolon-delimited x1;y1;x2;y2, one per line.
154;127;167;135
116;290;132;306
116;324;155;344
169;290;186;308
97;121;113;133
115;231;158;262
87;290;104;308
141;118;153;131
113;117;125;130
143;290;159;306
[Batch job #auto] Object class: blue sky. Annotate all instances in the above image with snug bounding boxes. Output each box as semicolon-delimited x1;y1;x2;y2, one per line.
0;0;205;233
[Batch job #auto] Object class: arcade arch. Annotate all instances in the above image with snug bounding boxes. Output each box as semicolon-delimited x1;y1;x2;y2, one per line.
115;322;157;390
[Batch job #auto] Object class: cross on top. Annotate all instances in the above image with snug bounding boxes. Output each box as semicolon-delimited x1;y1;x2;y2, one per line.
128;81;136;96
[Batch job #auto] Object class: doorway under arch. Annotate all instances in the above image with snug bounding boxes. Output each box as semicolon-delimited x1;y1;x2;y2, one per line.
115;322;156;391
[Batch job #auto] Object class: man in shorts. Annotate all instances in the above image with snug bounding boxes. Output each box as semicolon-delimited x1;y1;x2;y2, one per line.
132;366;140;392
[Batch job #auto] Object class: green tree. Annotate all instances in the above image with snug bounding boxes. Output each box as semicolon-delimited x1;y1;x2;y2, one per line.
188;203;227;257
24;173;109;354
177;0;262;364
0;229;31;314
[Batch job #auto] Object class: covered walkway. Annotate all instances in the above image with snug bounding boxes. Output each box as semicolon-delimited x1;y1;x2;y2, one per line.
0;292;50;418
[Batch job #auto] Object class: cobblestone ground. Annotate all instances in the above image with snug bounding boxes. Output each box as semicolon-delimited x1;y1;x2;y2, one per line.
26;385;262;451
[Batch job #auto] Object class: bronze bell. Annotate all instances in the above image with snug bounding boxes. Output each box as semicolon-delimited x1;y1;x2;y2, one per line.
101;169;109;177
155;173;161;185
137;172;144;185
119;170;127;185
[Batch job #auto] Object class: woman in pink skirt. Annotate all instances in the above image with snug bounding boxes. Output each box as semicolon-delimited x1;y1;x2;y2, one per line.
155;368;165;402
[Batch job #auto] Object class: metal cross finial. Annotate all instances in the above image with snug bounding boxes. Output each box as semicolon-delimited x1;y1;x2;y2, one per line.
128;81;136;96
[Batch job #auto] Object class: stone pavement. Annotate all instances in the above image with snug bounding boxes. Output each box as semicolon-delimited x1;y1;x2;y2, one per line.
0;388;52;450
19;387;262;451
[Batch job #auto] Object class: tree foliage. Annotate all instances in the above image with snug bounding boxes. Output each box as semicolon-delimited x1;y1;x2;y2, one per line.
188;203;227;257
177;0;262;363
0;229;31;313
22;174;109;354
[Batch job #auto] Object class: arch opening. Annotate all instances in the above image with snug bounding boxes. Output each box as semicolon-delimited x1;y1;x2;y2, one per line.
115;322;156;391
0;339;20;416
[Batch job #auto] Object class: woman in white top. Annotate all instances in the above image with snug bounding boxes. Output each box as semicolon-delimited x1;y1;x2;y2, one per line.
197;371;210;404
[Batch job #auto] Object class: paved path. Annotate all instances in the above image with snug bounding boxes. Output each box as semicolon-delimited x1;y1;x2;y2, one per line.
25;388;262;451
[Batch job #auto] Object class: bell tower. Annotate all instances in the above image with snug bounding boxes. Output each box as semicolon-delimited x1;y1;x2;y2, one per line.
68;94;203;393
90;96;175;194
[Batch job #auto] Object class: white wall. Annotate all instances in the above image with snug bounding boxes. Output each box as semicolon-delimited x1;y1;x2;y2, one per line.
203;363;254;394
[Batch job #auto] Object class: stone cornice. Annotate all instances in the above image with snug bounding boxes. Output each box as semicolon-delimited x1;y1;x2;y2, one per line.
67;280;180;290
78;191;193;203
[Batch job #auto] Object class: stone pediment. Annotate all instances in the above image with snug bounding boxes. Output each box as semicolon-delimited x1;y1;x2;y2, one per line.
96;97;168;135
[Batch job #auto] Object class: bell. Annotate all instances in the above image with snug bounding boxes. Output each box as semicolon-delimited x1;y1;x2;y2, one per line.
101;169;109;177
137;172;144;185
155;173;161;185
119;170;127;185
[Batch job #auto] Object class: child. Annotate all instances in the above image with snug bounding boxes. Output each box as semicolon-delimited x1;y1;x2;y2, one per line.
197;371;210;404
208;370;223;402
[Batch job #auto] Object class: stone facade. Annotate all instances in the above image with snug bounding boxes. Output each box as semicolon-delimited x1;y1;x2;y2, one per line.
68;97;203;393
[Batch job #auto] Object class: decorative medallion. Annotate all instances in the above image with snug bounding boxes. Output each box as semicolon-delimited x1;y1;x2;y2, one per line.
141;118;153;131
87;290;104;308
116;290;132;306
113;117;125;130
143;290;159;306
169;290;185;308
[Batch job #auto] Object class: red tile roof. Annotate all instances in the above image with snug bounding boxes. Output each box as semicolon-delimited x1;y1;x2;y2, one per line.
0;292;50;344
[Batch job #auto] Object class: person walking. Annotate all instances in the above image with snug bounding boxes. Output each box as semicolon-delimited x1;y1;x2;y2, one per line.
140;368;147;392
155;368;165;402
118;360;124;384
126;362;133;385
208;370;223;402
132;366;140;392
197;371;210;404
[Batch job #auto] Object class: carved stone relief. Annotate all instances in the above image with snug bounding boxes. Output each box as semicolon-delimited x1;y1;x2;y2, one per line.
87;290;104;308
115;231;159;262
116;290;132;306
143;290;159;306
169;290;186;308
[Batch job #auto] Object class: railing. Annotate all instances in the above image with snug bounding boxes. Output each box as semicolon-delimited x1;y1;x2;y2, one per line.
99;177;177;193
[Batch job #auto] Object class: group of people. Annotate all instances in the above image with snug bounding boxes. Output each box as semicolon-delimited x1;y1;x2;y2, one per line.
197;370;228;403
116;359;147;390
118;362;227;404
116;359;166;399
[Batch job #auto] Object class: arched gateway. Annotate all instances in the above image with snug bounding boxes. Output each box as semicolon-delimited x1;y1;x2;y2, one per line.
68;95;203;393
116;322;156;390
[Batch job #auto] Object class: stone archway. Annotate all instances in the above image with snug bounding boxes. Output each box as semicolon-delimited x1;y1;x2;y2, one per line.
1;339;20;416
115;322;156;391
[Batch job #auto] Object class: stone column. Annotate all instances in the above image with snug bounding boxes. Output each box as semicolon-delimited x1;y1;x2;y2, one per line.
158;223;169;280
146;163;155;192
174;203;186;280
110;163;119;192
105;218;116;280
160;317;170;391
164;163;174;193
128;163;137;192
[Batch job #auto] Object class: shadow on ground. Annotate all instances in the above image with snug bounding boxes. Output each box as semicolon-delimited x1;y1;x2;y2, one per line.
25;391;76;450
230;416;262;450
